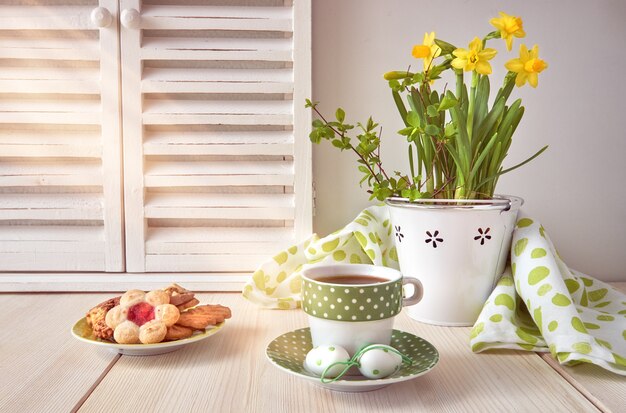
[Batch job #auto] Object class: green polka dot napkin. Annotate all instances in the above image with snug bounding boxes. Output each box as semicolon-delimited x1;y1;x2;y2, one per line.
471;215;626;375
242;206;399;309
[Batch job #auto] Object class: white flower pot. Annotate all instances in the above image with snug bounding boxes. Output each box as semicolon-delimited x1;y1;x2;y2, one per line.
386;195;523;326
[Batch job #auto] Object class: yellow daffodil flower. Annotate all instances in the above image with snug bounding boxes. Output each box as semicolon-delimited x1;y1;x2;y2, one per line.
505;44;548;87
451;37;497;75
490;12;525;51
412;32;441;72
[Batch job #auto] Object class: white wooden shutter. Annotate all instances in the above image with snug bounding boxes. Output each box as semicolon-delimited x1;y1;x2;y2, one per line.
120;0;312;273
0;0;124;271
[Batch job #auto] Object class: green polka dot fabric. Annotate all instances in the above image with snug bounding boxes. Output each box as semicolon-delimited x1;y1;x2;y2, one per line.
242;206;398;309
471;215;626;375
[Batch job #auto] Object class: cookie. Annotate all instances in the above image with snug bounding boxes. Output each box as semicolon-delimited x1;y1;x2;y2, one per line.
176;298;199;312
86;296;120;340
176;304;231;330
114;320;140;344
139;320;167;344
155;304;180;327
164;324;194;341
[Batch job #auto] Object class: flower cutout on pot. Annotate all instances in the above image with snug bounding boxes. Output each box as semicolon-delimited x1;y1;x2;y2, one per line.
394;226;404;243
425;230;443;248
474;227;492;245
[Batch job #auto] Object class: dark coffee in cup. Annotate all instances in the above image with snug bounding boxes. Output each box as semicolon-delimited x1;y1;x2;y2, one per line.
315;275;388;285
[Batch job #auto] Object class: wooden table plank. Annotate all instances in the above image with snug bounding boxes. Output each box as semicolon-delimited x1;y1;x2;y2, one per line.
0;293;119;412
539;282;626;413
78;293;598;413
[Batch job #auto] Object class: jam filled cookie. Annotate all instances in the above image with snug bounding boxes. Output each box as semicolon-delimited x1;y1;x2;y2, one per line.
106;288;181;344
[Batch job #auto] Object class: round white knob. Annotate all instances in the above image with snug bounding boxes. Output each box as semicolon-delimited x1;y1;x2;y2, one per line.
90;7;112;28
121;8;141;29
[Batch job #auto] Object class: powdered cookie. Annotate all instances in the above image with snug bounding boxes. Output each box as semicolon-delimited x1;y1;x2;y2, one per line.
155;304;180;327
114;320;140;344
105;305;128;330
145;290;170;306
139;320;167;344
120;289;145;306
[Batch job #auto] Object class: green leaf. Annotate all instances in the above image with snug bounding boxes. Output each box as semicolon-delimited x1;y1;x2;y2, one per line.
304;98;317;108
434;39;457;55
427;105;439;117
438;93;458;111
406;111;421;128
398;127;413;136
473;75;490;129
470;132;499;181
474;96;505;148
312;119;324;128
444;123;456;137
476;145;549;189
392;90;409;126
424;124;440;136
412;72;424;83
309;130;321;144
499;145;549;175
331;139;344;149
335;108;345;123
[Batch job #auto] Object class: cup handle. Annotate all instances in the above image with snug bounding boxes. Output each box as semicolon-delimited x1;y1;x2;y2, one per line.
402;277;423;306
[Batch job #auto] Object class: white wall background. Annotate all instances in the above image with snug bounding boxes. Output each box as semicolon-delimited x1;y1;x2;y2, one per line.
311;0;626;282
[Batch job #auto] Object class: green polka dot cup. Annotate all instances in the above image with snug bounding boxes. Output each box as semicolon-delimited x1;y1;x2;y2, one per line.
301;264;423;355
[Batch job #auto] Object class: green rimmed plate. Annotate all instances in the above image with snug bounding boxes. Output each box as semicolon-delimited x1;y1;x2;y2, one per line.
71;317;225;356
266;328;439;392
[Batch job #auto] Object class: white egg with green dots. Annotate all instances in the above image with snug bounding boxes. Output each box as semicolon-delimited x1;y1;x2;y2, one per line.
356;344;403;379
304;345;350;378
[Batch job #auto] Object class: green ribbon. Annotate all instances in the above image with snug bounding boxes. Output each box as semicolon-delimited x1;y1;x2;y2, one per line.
320;345;413;383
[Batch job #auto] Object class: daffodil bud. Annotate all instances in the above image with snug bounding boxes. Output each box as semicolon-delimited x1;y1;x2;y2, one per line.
383;71;414;80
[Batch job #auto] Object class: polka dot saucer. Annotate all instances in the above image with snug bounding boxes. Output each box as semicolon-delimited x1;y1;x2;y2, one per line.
266;328;439;392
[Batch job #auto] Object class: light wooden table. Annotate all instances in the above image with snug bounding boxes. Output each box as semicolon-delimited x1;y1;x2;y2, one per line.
1;285;624;413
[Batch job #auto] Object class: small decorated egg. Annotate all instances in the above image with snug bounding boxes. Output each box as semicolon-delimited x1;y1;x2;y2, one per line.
356;344;403;379
304;345;350;378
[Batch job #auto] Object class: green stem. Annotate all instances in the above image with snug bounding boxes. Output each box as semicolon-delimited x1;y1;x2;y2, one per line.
455;70;463;104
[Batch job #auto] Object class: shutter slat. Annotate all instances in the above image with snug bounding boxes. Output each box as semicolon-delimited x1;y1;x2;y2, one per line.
143;99;292;126
0;240;104;254
141;6;292;31
145;193;294;219
0;144;101;158
0;131;101;158
0;193;103;220
143;129;293;156
147;226;294;243
144;160;293;187
0;225;104;241
145;241;281;255
142;80;293;94
0;67;99;81
0;80;100;94
0;38;100;61
0;6;93;30
0;99;101;124
141;37;292;61
0;161;102;187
